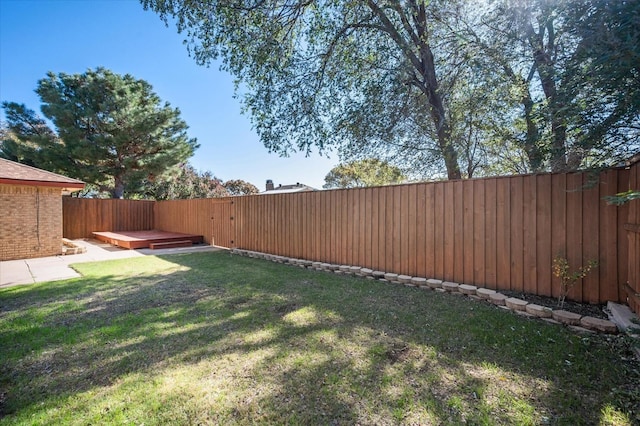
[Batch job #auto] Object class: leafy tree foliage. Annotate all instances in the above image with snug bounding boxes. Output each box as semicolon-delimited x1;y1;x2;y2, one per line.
323;158;406;189
1;68;198;198
144;163;227;200
564;0;640;167
223;179;259;195
143;0;465;179
470;0;639;173
143;0;639;178
0;103;59;169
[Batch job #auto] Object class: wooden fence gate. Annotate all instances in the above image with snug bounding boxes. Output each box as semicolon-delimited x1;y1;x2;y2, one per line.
210;199;236;248
625;159;640;314
153;198;235;248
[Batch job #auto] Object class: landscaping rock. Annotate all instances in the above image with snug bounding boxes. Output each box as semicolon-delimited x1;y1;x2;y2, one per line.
398;275;412;284
349;266;362;275
489;293;508;305
427;279;443;289
384;273;399;282
525;304;553;318
372;271;385;279
360;268;374;276
607;302;638;333
411;277;427;287
476;288;496;299
580;316;618;333
441;281;459;292
514;310;535;318
505;297;528;311
552;310;582;325
320;263;332;270
458;284;477;295
339;265;351;273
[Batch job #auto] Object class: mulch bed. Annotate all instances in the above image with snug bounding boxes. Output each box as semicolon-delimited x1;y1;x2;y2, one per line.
501;291;609;320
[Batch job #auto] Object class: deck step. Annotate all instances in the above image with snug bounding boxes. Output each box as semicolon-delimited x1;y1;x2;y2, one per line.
149;240;193;249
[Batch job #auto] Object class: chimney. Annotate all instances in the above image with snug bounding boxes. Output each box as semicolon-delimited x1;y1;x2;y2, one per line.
266;179;274;191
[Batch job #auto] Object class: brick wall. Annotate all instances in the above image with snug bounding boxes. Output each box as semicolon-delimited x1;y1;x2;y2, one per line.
0;184;63;261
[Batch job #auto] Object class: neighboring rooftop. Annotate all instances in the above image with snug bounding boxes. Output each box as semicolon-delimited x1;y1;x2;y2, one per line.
0;158;85;190
261;179;318;194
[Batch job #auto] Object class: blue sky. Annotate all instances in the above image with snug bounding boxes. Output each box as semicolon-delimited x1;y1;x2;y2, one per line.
0;0;337;190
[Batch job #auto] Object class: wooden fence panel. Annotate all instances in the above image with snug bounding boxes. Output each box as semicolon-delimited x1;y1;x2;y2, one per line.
510;176;524;292
63;198;154;239
550;174;567;299
536;174;552;298
599;170;619;303
495;178;511;290
626;161;640;313
443;182;455;281
462;180;474;284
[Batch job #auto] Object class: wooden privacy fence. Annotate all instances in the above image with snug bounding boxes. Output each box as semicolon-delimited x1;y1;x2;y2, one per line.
234;169;631;305
63;198;154;239
62;163;640;310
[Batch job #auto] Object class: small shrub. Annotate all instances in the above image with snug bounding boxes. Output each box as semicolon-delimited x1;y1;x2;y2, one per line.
552;257;598;308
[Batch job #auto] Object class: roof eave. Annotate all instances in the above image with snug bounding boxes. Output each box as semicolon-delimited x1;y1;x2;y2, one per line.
0;178;85;191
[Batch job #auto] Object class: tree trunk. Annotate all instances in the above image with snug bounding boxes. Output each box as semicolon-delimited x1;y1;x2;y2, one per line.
521;84;544;172
113;176;125;199
526;14;568;172
413;5;462;180
426;91;462;180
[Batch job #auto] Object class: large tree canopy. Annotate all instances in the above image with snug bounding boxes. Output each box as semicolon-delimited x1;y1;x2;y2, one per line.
223;179;259;195
143;163;228;200
143;0;639;179
143;0;467;179
323;158;406;189
470;0;640;173
1;67;198;198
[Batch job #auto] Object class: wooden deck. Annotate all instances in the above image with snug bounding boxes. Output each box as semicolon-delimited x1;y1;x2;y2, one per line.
92;230;204;250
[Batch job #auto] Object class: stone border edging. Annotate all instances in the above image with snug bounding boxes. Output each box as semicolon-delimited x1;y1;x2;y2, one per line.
230;249;618;334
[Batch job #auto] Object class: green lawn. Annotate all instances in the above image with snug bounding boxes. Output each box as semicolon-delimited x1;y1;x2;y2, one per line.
0;252;638;425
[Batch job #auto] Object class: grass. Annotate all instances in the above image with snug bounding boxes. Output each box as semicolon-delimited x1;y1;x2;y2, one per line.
0;252;638;425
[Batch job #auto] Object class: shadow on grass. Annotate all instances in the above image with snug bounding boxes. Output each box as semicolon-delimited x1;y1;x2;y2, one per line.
0;252;637;424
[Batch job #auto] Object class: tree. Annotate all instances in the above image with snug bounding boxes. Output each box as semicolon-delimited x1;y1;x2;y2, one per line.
223;179;259;196
143;0;465;179
143;0;638;178
0;104;59;168
323;158;406;189
563;0;640;167
1;67;198;198
144;163;228;200
470;0;640;173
